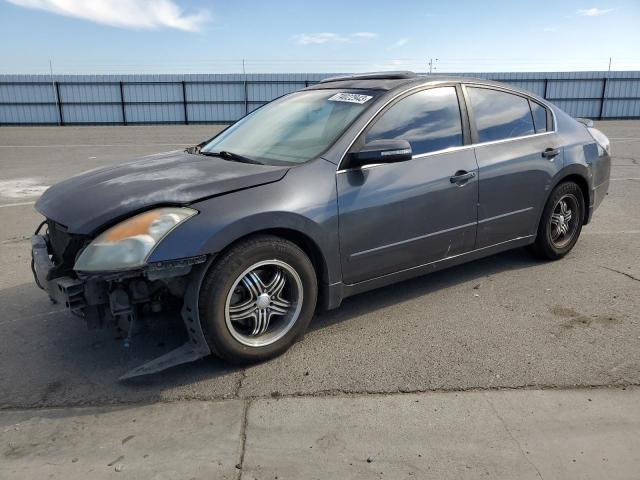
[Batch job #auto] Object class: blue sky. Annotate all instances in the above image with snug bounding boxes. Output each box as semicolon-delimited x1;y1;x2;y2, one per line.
0;0;638;74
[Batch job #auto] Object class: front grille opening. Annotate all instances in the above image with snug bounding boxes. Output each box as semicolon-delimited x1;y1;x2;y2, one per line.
46;219;90;279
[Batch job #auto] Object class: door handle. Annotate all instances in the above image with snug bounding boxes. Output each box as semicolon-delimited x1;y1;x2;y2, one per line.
542;148;560;159
450;170;476;184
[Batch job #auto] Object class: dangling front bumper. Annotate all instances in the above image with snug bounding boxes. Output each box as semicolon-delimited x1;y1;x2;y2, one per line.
31;234;213;379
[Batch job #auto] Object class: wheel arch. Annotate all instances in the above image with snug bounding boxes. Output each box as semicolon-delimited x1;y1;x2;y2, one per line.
242;227;329;284
205;227;332;310
547;166;592;225
559;174;590;223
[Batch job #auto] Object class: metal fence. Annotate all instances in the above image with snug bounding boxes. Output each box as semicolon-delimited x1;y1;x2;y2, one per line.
1;71;640;126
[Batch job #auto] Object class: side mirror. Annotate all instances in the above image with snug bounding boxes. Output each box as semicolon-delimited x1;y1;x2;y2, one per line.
349;139;413;169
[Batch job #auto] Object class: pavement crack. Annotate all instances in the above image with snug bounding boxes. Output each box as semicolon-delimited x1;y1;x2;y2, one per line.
0;235;30;245
234;369;247;398
1;383;637;411
600;265;640;283
484;395;544;480
235;399;250;480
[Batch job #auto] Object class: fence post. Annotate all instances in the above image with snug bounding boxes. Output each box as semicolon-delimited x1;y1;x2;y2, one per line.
54;81;63;126
598;77;608;120
244;79;249;115
182;81;188;125
119;81;127;125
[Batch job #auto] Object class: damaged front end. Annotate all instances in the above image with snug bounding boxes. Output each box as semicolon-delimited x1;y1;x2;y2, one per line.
31;219;212;380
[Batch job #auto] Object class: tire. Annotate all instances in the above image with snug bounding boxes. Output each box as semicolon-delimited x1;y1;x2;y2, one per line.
531;181;585;260
198;234;317;364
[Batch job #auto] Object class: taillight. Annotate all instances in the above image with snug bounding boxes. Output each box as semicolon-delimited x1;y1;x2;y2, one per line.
587;127;611;156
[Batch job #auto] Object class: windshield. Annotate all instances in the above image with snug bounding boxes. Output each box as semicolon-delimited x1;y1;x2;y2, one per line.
201;89;380;165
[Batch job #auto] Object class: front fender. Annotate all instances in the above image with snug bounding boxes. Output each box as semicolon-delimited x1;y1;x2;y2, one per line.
147;158;341;284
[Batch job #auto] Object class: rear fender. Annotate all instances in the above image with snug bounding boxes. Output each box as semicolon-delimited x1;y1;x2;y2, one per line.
538;163;592;228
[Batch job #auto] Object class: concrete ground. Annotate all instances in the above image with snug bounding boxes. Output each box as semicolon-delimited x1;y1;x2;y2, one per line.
0;122;639;478
2;388;639;479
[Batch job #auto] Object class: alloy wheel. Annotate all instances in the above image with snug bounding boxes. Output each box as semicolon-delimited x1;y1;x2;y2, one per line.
549;193;579;248
224;260;303;347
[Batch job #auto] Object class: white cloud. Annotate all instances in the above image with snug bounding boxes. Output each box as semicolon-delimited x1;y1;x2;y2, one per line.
6;0;211;32
372;59;413;69
577;7;615;16
543;26;558;31
292;33;345;45
387;38;409;50
351;32;377;40
292;31;377;45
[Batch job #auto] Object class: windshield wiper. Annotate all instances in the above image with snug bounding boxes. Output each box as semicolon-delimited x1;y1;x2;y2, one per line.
199;150;263;165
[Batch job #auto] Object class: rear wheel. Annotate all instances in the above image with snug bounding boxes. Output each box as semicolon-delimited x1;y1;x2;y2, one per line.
531;181;585;260
198;234;317;364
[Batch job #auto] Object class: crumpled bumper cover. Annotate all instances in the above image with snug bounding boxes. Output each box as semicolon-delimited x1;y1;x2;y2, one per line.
31;234;212;380
31;234;85;310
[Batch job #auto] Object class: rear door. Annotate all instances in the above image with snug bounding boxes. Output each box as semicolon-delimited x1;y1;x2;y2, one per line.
337;85;479;284
463;85;563;248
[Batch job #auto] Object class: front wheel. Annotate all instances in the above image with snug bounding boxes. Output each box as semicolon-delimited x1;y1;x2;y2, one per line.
198;234;317;364
531;181;585;260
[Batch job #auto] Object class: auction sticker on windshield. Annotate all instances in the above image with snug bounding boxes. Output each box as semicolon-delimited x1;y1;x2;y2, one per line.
328;92;373;104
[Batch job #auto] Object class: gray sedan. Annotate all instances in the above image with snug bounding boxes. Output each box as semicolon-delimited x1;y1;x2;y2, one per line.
31;72;611;377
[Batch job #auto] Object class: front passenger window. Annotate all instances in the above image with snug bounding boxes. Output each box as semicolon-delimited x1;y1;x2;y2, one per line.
365;87;463;156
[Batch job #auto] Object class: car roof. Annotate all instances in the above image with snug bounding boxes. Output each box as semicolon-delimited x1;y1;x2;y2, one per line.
306;71;534;97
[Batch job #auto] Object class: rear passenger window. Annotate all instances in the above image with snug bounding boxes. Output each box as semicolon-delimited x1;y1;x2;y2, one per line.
530;100;548;133
365;87;463;156
467;87;535;143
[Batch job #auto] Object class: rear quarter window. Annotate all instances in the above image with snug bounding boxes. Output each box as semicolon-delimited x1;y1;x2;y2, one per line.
530;100;548;133
467;87;535;143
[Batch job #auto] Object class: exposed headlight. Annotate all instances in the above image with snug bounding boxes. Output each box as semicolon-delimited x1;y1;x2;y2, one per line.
588;127;611;156
74;207;197;272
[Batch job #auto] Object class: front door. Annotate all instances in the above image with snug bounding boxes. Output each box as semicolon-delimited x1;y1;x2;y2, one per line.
337;86;479;285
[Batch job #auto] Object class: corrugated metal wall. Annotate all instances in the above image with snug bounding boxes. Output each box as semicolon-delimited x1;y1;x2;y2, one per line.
1;71;639;125
457;71;640;119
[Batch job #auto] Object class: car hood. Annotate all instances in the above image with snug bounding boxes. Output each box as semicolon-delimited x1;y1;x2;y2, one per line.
36;150;289;234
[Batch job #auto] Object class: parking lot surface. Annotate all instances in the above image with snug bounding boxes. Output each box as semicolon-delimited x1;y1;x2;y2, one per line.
3;388;639;479
0;122;639;409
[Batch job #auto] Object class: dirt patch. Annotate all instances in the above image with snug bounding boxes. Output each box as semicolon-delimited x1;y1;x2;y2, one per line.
4;443;26;459
40;380;64;403
551;306;581;318
551;306;622;329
